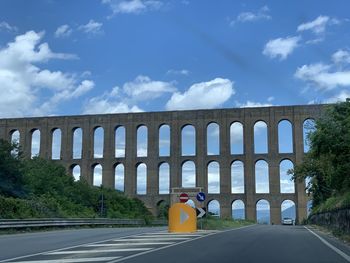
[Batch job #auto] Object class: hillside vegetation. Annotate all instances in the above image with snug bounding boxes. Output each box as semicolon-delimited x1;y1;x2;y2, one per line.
291;100;350;213
0;140;152;221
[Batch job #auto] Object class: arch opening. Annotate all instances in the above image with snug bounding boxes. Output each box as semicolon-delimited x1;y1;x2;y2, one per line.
207;123;220;155
303;119;316;153
115;126;126;158
281;200;296;223
254;121;268;154
255;160;269;193
256;199;270;224
278;120;293;153
73;128;82;159
230;122;243;154
159;162;170;194
231;160;244;193
208;200;220;217
280;160;295;193
52;128;61;160
94;127;104;158
182;161;196;188
137;163;147;195
137;126;148;157
93;164;102;187
72;165;81;182
208;161;220;194
31;129;40;158
159;125;170;157
115;163;125;192
232;200;245;220
181;125;195;156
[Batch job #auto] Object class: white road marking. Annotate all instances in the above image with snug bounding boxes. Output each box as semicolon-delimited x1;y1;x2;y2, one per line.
305;226;350;262
112;238;190;242
46;248;153;255
0;230;167;263
9;257;119;263
86;242;174;247
106;225;255;263
135;234;202;238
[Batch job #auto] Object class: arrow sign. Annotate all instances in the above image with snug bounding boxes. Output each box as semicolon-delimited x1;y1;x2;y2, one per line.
196;207;206;218
180;208;189;224
196;192;206;202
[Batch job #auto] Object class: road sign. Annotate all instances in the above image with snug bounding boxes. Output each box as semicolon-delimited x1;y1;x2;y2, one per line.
196;207;206;218
179;193;189;203
196;192;206;202
168;203;197;233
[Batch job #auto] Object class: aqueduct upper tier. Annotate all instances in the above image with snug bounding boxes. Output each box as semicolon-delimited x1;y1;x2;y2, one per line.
0;104;324;224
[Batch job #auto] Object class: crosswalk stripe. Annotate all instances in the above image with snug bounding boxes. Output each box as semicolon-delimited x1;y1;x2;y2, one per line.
46;248;153;255
113;238;190;242
86;242;174;247
9;257;120;263
136;234;202;238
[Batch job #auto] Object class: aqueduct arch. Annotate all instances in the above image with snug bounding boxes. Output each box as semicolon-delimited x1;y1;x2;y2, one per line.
0;104;324;224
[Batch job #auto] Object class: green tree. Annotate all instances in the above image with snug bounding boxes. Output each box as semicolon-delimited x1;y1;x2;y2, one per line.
291;100;350;208
0;139;25;197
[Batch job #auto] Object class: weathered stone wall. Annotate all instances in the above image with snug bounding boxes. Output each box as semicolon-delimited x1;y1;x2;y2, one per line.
0;104;325;223
309;209;350;234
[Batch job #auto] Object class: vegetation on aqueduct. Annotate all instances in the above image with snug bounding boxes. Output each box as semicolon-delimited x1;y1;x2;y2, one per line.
0;140;152;221
291;100;350;214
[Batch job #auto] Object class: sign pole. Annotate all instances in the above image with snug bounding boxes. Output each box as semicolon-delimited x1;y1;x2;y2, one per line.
200;201;203;230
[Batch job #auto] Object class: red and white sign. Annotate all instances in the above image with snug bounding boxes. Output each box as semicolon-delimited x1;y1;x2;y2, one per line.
179;193;189;203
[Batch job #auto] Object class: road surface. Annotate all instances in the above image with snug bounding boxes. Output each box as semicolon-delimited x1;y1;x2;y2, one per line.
0;225;349;263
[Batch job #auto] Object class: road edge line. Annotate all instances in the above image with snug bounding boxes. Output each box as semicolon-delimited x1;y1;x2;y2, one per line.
106;224;256;263
304;226;350;262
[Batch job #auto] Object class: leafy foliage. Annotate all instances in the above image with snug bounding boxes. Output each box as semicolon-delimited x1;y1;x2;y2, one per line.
291;100;350;210
0;140;152;220
0;139;25;197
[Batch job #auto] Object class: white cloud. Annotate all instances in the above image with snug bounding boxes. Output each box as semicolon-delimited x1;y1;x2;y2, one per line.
235;5;271;24
0;21;17;32
166;78;234;110
83;86;143;114
123;75;176;101
78;20;103;34
295;63;350;90
83;75;177;114
325;90;350;103
54;24;72;38
263;36;301;60
297;15;339;35
166;69;190;76
236;101;273;108
332;49;350;65
102;0;162;15
0;31;92;117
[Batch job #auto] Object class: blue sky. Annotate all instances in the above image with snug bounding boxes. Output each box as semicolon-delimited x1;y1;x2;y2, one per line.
1;0;350;118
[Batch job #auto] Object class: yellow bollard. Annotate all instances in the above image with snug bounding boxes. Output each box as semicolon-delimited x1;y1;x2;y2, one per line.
168;203;197;233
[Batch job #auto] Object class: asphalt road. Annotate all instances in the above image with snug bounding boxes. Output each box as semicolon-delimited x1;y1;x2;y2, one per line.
0;225;349;263
0;227;166;261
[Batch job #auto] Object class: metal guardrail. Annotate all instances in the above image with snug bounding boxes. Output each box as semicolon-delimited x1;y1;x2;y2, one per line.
0;218;148;229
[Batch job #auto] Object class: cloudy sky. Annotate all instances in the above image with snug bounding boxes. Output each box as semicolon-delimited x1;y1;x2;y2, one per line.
1;0;350;118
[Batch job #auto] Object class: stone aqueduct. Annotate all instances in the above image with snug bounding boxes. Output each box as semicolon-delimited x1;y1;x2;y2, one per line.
0;104;324;224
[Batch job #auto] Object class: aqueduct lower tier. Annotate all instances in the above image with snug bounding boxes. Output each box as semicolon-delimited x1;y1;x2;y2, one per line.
0;104;324;224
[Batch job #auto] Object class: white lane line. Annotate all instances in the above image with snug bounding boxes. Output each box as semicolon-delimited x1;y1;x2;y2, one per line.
86;242;174;247
9;257;120;263
0;229;166;263
112;238;190;241
106;224;255;263
46;248;153;255
304;226;350;262
136;234;202;238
